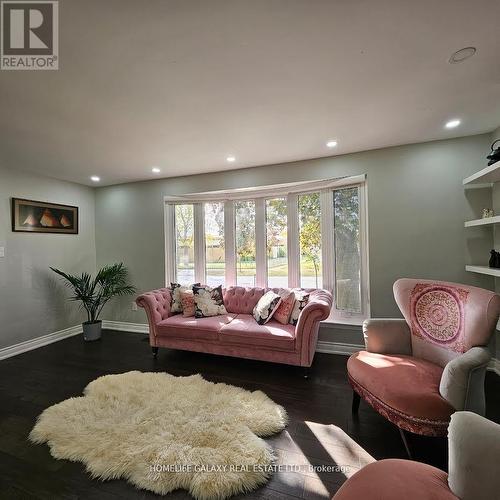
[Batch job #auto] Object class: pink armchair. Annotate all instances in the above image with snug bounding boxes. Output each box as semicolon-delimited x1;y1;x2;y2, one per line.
347;279;500;454
136;286;332;368
334;411;500;500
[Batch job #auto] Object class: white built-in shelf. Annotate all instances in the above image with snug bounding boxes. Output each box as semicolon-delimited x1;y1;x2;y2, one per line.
463;183;493;190
464;216;500;227
463;161;500;185
465;265;500;277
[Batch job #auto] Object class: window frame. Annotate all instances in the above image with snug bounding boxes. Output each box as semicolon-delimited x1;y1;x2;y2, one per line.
164;175;370;324
234;199;258;287
265;196;289;290
203;201;226;288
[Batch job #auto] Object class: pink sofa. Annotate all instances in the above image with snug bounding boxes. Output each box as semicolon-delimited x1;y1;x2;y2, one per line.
136;286;332;367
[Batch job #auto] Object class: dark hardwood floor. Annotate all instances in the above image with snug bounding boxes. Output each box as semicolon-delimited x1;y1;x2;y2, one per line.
1;330;499;499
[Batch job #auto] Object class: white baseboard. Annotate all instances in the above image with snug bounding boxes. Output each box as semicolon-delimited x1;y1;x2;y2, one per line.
316;341;363;355
2;321;499;376
102;320;149;334
98;323;363;355
102;323;500;374
0;324;82;361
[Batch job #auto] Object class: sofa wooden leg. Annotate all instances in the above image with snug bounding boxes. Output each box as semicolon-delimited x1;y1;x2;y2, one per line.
152;347;159;358
302;367;310;379
352;390;360;414
398;427;413;459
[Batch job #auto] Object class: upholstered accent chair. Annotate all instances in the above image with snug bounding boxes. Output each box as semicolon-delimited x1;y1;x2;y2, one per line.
347;278;500;454
333;411;500;500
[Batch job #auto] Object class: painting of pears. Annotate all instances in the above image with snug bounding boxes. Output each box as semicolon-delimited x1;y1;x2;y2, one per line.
12;198;78;234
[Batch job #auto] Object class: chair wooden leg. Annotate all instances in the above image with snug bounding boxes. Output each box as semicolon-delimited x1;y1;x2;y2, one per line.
398;427;413;459
152;347;159;358
352;390;360;414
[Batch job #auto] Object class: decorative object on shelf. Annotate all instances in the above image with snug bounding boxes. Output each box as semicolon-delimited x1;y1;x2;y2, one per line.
11;198;78;234
487;139;500;166
489;250;500;269
482;208;494;218
50;263;136;341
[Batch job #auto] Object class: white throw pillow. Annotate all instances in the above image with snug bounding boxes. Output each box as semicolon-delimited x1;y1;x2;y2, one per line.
289;291;310;326
193;285;227;318
253;291;282;325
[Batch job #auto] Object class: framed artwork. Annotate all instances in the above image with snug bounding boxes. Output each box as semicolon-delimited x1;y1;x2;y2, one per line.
11;198;79;234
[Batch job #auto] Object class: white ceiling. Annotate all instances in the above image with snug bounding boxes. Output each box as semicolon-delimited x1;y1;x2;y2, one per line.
1;0;500;187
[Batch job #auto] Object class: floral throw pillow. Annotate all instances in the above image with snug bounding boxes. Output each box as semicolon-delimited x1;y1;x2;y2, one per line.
289;291;310;326
253;291;282;325
193;285;227;318
273;292;296;325
170;283;200;314
180;290;195;317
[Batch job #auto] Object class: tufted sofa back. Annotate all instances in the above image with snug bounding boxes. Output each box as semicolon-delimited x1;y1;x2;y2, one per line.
137;286;321;320
222;286;315;314
223;286;265;314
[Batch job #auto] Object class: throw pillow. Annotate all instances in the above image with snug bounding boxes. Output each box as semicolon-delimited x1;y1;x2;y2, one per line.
180;290;195;317
273;292;296;325
289;291;310;326
253;291;282;325
193;285;227;318
170;282;200;314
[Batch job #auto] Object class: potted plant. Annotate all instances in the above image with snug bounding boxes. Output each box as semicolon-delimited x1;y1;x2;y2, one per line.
51;263;136;341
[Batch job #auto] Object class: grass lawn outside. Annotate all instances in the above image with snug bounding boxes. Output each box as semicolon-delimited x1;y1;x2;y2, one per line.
192;259;322;277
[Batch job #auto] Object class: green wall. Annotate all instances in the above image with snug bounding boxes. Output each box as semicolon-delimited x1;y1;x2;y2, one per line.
95;133;494;345
0;166;96;350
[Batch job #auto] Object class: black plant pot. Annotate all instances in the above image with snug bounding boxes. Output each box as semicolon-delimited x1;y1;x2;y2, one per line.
82;320;102;341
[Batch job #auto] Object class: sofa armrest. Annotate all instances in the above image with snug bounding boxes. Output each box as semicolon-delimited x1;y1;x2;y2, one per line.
439;346;491;414
362;319;412;355
296;289;333;366
448;411;500;500
135;288;172;343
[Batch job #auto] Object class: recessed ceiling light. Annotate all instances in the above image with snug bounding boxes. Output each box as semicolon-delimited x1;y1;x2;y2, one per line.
226;156;236;163
152;167;161;173
448;47;476;64
326;140;338;148
445;119;461;129
90;176;100;182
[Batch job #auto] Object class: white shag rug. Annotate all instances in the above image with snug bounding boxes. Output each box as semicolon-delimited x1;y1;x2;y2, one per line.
29;371;288;499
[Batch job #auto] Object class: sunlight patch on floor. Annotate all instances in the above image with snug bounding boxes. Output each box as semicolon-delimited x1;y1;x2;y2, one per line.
305;421;375;471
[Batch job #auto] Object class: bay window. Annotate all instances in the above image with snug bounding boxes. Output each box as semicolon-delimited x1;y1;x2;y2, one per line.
174;204;195;284
165;176;369;323
204;202;225;287
298;192;322;289
266;198;288;288
235;201;256;287
334;187;361;313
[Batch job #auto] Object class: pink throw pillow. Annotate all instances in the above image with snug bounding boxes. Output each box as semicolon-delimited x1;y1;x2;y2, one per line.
180;290;195;317
273;292;295;324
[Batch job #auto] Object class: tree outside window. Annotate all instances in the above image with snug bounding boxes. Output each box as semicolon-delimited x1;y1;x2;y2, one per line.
235;201;256;286
266;198;288;287
299;193;322;288
205;202;225;286
175;204;194;283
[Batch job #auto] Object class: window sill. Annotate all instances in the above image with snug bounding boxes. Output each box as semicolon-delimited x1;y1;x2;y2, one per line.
321;317;365;328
